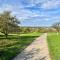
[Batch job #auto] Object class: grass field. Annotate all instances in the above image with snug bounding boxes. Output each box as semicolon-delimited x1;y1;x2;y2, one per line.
0;32;41;60
47;33;60;60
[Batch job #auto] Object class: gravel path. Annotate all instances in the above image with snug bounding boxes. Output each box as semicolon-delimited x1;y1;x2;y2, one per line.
13;33;51;60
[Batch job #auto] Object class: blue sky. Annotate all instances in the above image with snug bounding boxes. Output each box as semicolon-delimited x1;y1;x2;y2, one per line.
0;0;60;27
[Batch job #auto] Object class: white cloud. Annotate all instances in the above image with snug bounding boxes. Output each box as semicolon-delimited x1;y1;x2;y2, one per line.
0;3;36;20
0;0;60;27
23;0;46;7
0;4;13;13
24;0;60;10
41;0;60;9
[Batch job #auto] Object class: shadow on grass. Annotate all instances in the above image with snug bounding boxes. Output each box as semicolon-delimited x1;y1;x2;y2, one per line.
0;35;20;39
0;35;39;60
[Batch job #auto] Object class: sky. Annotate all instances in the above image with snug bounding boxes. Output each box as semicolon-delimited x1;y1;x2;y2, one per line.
0;0;60;27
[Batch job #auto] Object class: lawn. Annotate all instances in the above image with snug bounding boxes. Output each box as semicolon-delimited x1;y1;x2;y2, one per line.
47;33;60;60
0;32;41;60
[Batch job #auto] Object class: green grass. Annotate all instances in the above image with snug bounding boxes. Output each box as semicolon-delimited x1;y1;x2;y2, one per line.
47;33;60;60
20;32;41;36
0;32;41;60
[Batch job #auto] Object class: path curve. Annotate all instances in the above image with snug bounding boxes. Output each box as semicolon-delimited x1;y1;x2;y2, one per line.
13;33;51;60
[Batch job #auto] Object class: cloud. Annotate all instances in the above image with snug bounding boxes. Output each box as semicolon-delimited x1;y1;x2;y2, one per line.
41;0;60;9
23;0;60;10
0;3;36;20
0;0;60;26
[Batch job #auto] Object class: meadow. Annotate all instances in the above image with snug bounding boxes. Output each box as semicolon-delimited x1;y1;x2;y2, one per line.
47;33;60;60
0;32;41;60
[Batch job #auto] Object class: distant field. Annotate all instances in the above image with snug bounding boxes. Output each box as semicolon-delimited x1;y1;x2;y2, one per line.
47;33;60;60
0;32;41;60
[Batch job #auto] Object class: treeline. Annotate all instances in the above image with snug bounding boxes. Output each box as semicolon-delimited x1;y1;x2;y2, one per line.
20;27;57;34
20;22;60;34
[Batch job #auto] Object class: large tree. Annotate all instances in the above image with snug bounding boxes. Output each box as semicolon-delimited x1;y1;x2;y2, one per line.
0;11;20;38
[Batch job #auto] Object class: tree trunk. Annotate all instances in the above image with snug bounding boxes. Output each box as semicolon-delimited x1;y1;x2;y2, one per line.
5;33;8;38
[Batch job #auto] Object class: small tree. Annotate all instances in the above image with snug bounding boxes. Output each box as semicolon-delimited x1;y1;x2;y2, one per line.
52;22;60;35
0;11;20;38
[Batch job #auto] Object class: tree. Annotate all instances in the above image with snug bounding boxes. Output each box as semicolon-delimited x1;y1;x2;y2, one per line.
0;11;20;38
52;22;60;35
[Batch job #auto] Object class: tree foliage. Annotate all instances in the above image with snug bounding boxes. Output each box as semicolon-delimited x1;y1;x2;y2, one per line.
0;11;20;38
52;22;60;32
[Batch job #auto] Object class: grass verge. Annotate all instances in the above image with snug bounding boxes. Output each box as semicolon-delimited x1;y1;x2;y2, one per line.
47;33;60;60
